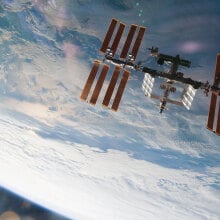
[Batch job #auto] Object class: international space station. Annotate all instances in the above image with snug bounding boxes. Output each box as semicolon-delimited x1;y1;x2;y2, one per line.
80;18;220;135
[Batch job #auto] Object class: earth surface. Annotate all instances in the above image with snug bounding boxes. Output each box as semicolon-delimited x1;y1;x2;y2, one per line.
0;0;220;220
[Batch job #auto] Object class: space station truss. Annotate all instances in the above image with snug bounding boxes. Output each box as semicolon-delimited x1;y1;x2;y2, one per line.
181;84;197;110
142;73;155;97
80;18;146;111
207;54;220;135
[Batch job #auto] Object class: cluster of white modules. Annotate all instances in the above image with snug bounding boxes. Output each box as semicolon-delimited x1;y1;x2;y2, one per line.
182;85;197;110
142;73;155;97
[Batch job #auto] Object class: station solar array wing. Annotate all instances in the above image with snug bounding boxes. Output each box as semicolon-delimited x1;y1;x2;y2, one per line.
100;18;146;61
206;54;220;135
80;61;130;111
80;60;109;104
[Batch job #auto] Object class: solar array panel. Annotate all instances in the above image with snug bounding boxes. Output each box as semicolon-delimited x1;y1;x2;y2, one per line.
80;60;100;101
206;54;220;135
120;25;137;59
102;66;121;107
131;26;146;60
90;64;109;105
99;18;117;54
111;70;130;111
111;23;125;57
100;18;145;61
80;61;130;111
216;103;220;135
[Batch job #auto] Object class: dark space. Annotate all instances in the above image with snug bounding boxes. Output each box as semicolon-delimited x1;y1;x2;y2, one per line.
0;186;70;220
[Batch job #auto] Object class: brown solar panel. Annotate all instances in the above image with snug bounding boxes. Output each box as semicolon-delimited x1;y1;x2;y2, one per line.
216;102;220;135
80;60;100;101
206;93;217;131
102;66;121;107
90;64;109;105
120;24;137;59
100;18;118;54
131;26;146;60
206;54;220;133
111;22;125;57
215;54;220;135
111;70;130;111
214;54;220;80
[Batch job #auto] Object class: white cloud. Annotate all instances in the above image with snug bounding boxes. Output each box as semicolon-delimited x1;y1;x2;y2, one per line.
0;112;219;220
